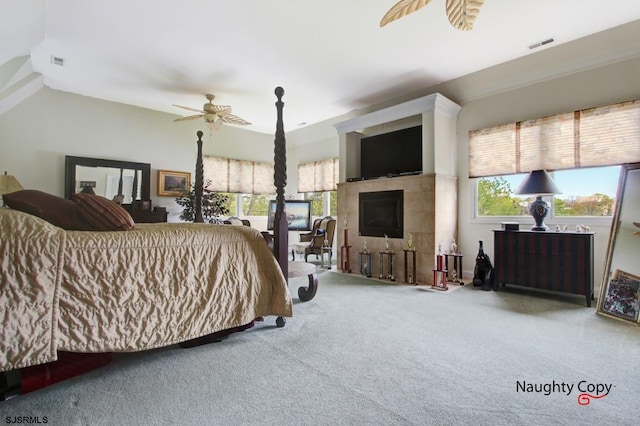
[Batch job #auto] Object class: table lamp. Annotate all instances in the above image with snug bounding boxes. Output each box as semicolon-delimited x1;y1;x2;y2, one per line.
0;171;23;206
515;170;560;231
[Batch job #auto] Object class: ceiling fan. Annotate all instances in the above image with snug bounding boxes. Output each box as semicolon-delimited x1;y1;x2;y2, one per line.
173;94;251;130
380;0;484;31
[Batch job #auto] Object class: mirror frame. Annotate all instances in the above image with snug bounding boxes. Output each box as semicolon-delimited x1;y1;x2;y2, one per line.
64;155;151;201
597;162;640;324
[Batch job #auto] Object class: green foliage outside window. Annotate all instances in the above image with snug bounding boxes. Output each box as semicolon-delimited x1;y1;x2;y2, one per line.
219;193;272;216
241;194;271;216
304;191;337;216
477;177;525;216
478;176;614;217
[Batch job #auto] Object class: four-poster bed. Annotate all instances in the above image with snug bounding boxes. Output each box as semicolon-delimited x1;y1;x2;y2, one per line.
0;87;306;397
191;87;318;302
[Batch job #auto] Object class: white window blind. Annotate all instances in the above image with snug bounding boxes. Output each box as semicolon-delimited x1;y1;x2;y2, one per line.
298;158;339;192
469;99;640;178
203;156;275;194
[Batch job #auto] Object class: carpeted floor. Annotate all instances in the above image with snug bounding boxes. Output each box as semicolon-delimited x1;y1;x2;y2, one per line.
2;268;639;425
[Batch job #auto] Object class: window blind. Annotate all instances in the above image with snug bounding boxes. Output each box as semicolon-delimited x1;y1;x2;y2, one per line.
298;158;339;192
469;99;640;178
203;156;275;194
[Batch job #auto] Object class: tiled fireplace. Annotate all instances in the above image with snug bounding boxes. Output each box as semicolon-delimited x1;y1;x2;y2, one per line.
335;93;461;285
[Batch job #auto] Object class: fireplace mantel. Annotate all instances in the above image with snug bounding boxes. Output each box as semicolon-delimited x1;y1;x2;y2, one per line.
334;92;461;180
334;93;461;134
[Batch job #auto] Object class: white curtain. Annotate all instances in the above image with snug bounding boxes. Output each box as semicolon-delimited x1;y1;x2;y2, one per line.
468;99;640;178
203;156;275;194
298;158;339;192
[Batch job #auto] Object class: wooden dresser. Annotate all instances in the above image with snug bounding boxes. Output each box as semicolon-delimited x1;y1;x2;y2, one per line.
128;210;168;223
493;230;594;306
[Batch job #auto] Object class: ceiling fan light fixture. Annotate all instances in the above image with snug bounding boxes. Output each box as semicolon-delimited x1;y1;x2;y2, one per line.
204;112;218;123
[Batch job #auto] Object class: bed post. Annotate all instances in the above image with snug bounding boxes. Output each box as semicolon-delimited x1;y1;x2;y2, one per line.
273;87;288;280
194;130;204;223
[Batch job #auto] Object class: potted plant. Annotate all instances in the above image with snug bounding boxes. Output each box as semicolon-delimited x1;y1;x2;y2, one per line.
175;180;230;223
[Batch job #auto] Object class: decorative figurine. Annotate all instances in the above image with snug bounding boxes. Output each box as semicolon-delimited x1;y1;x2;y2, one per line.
344;214;348;229
407;233;414;250
450;239;457;255
384;234;390;252
363;240;369;254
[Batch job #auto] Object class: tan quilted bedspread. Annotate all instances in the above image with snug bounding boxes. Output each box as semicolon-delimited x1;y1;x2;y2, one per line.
0;208;292;372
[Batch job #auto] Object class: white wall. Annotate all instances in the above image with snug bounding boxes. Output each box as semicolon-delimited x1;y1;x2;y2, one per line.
454;55;640;289
0;87;274;221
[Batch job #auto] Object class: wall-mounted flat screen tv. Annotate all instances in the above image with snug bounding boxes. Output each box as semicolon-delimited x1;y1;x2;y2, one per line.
360;125;422;179
267;200;312;231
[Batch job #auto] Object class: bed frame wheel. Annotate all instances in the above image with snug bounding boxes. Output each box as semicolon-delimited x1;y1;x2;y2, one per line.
276;316;286;328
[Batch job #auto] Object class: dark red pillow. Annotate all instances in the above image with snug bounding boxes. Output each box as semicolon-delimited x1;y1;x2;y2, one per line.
72;193;135;231
3;189;93;230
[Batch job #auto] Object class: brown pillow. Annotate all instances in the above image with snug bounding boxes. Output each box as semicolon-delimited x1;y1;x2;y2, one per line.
73;193;135;231
3;189;93;230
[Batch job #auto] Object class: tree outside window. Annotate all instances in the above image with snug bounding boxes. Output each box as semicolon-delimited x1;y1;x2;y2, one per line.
477;166;617;218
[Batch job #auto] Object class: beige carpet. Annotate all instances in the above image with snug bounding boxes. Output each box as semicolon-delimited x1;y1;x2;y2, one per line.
2;269;639;425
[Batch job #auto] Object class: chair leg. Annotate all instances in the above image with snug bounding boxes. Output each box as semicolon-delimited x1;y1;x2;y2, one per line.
291;249;295;261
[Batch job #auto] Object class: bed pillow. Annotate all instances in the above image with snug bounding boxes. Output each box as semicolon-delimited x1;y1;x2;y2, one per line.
3;189;93;230
72;193;135;231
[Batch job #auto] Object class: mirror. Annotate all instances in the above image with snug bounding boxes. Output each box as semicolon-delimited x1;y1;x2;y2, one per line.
65;156;151;202
597;163;640;324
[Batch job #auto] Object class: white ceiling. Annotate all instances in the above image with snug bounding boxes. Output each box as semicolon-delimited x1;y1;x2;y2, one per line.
4;0;640;134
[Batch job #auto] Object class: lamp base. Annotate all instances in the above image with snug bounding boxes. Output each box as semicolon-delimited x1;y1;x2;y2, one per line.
529;196;550;232
530;224;549;231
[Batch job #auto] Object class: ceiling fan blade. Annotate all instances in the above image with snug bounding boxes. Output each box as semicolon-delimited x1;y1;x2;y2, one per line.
219;113;251;126
380;0;432;27
174;114;204;122
173;104;205;113
446;0;484;31
211;104;231;112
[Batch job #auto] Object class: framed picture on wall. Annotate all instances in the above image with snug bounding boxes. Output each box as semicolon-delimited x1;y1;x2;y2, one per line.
600;269;640;324
158;170;191;197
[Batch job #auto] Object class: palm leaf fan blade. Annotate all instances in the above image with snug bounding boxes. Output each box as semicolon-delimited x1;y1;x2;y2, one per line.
380;0;432;27
173;104;205;113
174;114;204;122
219;113;251;126
446;0;484;31
212;105;232;112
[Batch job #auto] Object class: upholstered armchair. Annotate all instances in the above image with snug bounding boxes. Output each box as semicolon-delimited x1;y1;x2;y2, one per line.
291;216;336;262
223;216;251;227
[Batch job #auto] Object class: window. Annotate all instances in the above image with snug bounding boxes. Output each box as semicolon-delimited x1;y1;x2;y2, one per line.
298;158;339;218
303;191;337;217
298;158;339;193
469;99;637;223
220;193;273;217
469;99;640;178
475;166;619;221
203;156;274;194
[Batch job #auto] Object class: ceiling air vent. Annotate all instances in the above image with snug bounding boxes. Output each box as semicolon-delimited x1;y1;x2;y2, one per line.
51;56;65;66
528;37;555;50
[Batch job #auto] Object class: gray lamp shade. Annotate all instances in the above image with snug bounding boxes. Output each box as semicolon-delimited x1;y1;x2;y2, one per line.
515;170;561;195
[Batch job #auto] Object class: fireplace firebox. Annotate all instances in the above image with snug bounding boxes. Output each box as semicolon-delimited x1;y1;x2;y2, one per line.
359;190;403;238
